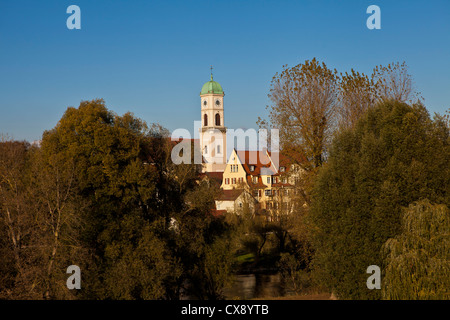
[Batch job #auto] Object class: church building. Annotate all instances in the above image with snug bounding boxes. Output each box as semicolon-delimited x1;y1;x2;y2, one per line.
196;71;303;217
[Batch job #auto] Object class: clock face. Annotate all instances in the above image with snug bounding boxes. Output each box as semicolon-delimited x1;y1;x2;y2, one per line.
215;99;221;106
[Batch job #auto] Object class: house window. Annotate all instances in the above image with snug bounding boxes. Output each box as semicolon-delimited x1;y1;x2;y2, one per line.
280;166;285;172
253;176;258;184
215;113;221;126
225;178;229;184
258;190;262;197
204;114;208;126
239;202;243;208
232;178;236;184
265;189;272;196
267;177;271;184
238;177;243;183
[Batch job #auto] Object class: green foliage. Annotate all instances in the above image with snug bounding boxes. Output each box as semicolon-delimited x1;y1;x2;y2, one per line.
278;252;312;295
102;213;180;300
188;235;236;300
310;100;449;299
382;200;450;300
1;99;236;300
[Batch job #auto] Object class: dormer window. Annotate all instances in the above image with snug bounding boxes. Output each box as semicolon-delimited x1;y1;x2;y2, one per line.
280;166;285;172
250;165;255;172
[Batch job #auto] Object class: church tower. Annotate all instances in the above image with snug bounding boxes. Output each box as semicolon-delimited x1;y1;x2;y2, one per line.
200;68;227;172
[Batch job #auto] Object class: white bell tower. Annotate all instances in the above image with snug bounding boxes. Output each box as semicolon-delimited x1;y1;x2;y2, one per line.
200;67;227;172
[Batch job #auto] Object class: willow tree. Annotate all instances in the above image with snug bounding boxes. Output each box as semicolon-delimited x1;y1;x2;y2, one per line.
382;200;450;300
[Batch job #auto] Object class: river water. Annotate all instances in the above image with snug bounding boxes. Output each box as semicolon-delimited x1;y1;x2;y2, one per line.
223;273;293;300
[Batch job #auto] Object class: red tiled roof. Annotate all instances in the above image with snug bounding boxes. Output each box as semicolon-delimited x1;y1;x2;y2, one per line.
236;150;272;176
204;171;223;184
217;189;244;201
235;150;301;176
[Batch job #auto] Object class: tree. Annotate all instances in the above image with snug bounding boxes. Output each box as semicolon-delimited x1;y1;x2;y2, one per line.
173;179;236;300
0;139;35;298
338;69;377;130
263;58;339;171
0;137;87;299
382;200;449;300
372;61;420;103
39;99;169;299
310;100;449;299
101;212;180;300
31;145;89;299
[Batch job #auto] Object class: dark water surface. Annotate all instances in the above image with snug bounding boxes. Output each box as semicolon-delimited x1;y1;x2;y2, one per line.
223;273;294;300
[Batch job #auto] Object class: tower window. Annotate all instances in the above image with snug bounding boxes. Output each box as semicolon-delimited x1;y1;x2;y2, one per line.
204;114;208;126
204;145;208;154
215;113;220;126
217;145;221;154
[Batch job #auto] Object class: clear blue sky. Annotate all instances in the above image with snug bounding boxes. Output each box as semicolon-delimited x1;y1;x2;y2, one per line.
1;0;449;142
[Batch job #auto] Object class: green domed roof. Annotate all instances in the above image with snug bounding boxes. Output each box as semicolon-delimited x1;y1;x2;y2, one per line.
200;78;224;95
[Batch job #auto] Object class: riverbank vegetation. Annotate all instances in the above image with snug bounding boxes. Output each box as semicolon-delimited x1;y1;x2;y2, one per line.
1;59;448;300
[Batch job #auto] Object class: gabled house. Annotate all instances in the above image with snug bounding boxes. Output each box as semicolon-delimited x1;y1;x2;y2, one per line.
216;148;304;216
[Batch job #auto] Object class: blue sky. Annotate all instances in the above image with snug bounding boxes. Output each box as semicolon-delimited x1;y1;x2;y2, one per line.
1;0;449;142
